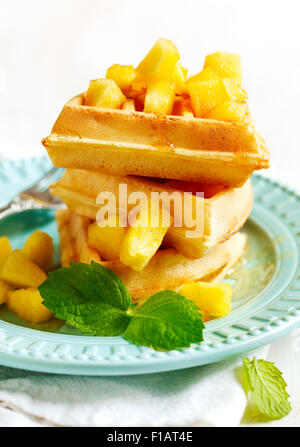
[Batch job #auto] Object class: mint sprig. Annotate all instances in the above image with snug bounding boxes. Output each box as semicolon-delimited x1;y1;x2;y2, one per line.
243;357;291;420
39;262;204;350
124;290;204;350
39;262;132;336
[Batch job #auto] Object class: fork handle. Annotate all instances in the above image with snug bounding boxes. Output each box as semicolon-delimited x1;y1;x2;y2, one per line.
0;202;17;220
0;198;43;221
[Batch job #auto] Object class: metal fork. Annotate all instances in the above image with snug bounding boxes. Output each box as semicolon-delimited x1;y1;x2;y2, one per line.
0;166;65;220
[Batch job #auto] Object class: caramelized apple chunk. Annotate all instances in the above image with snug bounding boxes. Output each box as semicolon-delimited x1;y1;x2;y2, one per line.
136;38;180;81
106;64;136;92
7;287;53;324
144;79;175;115
188;78;246;117
204;51;242;85
186;67;221;85
0;236;12;269
85;78;126;109
180;281;232;317
0;250;47;288
23;230;54;272
0;237;12;256
88;216;127;261
0;279;11;305
0;236;12;268
120;204;172;272
172;62;188;94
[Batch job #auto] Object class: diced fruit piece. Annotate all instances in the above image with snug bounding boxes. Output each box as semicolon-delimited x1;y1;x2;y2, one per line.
144;79;175;115
186;67;221;85
188;78;246;117
172;62;188;83
0;250;47;288
120;204;172;271
85;78;126;109
206;100;247;123
120;225;168;271
106;64;136;92
22;230;54;272
0;279;11;305
180;281;232;316
88;216;127;261
7;287;53;323
224;79;247;100
204;51;242;84
0;236;12;269
163;228;205;259
136;38;180;81
172;62;188;94
0;237;11;256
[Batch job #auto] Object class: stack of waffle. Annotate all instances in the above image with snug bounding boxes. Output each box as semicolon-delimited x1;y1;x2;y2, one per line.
43;39;269;303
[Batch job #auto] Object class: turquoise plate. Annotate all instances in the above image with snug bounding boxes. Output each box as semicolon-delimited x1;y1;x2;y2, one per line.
0;157;299;375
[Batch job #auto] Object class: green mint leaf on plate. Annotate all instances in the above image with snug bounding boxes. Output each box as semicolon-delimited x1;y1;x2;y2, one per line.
39;261;132;336
124;290;204;350
243;357;291;420
39;262;204;350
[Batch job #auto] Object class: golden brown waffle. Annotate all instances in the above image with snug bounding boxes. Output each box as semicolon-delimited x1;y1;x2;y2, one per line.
57;210;247;301
51;169;253;258
43;94;269;187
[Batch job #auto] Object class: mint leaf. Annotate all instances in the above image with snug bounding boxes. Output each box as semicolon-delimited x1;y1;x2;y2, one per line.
39;263;204;350
124;290;204;350
243;357;291;420
39;261;132;336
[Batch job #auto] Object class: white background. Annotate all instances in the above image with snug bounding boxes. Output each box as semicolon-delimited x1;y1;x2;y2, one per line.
1;0;300;427
1;0;300;188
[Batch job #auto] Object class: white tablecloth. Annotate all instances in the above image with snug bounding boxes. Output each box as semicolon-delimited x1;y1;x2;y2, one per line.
0;347;268;427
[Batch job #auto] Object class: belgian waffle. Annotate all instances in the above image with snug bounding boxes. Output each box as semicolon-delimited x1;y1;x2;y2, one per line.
57;210;247;301
43;94;269;187
51;169;253;258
